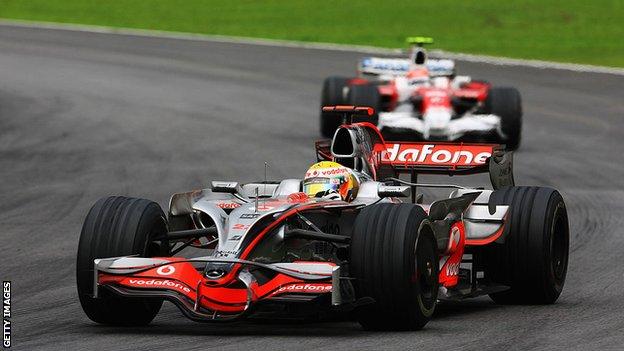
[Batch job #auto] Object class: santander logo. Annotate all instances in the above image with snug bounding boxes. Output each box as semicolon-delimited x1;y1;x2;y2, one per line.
381;143;493;166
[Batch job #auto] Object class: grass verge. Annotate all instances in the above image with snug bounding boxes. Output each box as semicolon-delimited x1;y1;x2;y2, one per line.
1;0;622;67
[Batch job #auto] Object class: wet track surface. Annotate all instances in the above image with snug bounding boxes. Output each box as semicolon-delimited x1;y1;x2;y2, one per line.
1;25;623;350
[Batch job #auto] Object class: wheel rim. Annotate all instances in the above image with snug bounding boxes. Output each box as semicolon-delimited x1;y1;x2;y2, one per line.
550;206;569;281
415;236;436;310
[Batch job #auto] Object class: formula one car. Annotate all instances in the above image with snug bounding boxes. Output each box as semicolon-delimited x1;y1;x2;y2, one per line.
320;37;523;150
77;106;567;330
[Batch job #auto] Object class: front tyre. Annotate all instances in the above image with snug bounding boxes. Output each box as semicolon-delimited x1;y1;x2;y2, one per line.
481;186;569;304
485;87;522;150
76;196;170;325
350;203;438;330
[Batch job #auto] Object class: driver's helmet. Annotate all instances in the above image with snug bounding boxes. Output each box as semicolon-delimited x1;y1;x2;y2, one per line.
406;68;430;86
303;161;359;201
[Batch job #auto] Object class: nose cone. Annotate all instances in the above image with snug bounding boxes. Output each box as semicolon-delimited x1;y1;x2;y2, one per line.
424;107;452;135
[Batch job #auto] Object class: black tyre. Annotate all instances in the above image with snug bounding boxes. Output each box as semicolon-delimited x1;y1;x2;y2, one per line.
76;196;170;325
481;186;569;304
350;203;438;330
347;83;380;126
320;76;349;138
484;87;522;150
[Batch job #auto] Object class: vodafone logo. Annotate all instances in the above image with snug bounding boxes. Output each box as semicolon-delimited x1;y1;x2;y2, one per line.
156;265;175;276
445;263;460;276
319;168;348;176
217;202;241;209
126;278;191;293
275;284;332;294
381;143;493;166
306;168;348;178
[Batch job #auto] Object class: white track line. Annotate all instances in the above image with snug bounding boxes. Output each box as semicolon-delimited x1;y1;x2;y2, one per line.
1;18;623;76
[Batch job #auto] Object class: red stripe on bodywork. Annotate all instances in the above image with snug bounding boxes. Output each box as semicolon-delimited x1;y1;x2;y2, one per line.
465;224;505;246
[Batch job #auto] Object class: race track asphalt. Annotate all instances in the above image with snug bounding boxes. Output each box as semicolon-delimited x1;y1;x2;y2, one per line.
1;24;623;351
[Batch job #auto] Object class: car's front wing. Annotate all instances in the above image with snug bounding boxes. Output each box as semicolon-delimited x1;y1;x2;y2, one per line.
93;256;341;322
378;112;504;140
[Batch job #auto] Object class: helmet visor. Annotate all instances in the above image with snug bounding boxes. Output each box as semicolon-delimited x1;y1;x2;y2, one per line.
303;177;342;197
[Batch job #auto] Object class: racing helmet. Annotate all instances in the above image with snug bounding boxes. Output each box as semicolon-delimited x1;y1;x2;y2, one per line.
303;161;359;202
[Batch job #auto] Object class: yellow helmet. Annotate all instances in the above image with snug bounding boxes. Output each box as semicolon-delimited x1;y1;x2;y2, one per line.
303;161;359;202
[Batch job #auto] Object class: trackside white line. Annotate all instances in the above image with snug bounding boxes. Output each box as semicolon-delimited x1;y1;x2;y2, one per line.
429;50;624;76
1;19;623;76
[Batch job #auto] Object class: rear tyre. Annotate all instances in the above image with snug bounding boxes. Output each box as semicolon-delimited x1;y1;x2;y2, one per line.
484;87;522;150
76;196;170;325
481;187;569;304
350;203;438;330
347;83;380;126
320;76;349;138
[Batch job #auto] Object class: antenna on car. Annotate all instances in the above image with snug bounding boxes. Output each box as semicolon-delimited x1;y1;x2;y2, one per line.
263;162;268;209
254;162;269;213
264;162;268;192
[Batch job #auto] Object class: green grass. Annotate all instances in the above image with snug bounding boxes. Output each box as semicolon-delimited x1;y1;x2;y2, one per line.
1;0;623;67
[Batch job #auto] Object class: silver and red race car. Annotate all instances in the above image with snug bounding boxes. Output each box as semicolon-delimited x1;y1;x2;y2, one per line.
77;106;567;330
321;37;523;150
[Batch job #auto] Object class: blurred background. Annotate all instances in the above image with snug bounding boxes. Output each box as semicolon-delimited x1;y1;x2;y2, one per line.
1;0;623;67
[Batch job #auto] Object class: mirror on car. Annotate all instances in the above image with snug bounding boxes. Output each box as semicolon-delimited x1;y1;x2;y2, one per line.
211;181;240;194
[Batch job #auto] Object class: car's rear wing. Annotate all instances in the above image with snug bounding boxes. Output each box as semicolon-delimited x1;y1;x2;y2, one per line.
376;141;514;189
357;57;455;77
378;142;495;173
358;57;410;77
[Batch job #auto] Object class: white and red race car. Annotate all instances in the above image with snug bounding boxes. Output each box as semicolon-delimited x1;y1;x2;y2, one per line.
77;106;567;330
321;37;522;150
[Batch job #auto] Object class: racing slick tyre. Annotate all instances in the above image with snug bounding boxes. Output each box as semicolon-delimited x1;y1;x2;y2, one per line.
481;186;569;304
484;87;522;150
76;196;170;325
347;83;380;126
320;76;349;138
350;203;438;330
